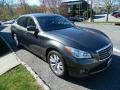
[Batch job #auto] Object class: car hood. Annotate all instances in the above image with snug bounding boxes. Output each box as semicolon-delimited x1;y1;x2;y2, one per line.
49;27;111;52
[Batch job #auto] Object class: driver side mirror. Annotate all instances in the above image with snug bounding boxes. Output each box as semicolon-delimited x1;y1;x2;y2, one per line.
27;26;38;32
27;26;39;37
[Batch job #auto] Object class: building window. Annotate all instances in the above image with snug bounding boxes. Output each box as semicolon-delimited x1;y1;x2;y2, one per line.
76;5;79;9
75;10;79;14
68;7;71;13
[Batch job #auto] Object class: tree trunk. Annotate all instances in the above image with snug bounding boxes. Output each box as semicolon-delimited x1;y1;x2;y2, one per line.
90;9;94;22
106;9;109;22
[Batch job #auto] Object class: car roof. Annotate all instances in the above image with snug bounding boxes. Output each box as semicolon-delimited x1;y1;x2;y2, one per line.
21;13;60;18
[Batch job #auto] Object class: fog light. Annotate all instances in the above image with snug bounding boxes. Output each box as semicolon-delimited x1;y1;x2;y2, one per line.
80;69;86;74
80;69;89;74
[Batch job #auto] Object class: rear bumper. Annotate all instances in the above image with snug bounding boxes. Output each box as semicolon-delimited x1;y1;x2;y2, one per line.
67;56;112;78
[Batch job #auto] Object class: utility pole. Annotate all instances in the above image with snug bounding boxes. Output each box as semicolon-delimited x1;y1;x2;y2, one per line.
79;0;83;16
90;0;94;22
79;0;81;16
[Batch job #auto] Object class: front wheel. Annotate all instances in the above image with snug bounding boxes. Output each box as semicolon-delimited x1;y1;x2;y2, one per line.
47;51;67;78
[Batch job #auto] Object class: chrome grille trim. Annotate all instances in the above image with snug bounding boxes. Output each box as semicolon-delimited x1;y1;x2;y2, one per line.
96;43;112;61
99;54;112;61
96;43;112;52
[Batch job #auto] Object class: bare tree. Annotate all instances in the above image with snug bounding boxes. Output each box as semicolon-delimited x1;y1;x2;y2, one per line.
40;0;62;13
39;0;47;13
104;0;114;22
0;0;12;20
59;2;68;17
19;0;32;14
19;0;27;5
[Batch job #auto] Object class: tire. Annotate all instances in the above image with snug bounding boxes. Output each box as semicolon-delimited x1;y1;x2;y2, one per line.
12;33;20;47
47;50;67;78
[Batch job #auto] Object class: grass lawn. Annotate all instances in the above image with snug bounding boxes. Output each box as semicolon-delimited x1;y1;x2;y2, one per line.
0;65;43;90
0;37;11;57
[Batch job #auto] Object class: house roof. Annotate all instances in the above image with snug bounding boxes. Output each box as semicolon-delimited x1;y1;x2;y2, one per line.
64;0;86;5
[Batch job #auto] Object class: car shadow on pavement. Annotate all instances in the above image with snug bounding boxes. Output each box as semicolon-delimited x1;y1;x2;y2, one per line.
65;55;120;90
0;31;17;51
0;25;7;31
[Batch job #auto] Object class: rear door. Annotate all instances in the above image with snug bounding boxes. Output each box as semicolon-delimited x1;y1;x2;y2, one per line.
13;16;28;45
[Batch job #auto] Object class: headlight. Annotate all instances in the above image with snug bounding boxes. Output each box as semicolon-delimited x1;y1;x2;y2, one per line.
64;46;91;59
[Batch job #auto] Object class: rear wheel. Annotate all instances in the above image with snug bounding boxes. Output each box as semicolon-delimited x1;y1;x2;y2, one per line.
47;50;67;78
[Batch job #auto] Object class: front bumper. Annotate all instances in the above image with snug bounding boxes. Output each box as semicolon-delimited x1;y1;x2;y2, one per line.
67;56;112;78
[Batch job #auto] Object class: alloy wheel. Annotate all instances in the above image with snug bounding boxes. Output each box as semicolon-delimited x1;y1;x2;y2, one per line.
49;54;64;75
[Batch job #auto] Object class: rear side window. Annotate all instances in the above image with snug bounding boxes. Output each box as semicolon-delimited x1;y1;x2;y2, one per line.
17;17;27;28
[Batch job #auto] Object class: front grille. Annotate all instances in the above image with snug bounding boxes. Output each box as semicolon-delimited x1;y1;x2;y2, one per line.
97;44;112;60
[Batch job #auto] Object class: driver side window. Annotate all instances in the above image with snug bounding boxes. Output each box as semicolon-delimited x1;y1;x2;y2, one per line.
27;17;36;27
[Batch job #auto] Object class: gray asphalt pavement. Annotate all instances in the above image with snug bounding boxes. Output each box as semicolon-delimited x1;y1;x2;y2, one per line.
0;24;120;90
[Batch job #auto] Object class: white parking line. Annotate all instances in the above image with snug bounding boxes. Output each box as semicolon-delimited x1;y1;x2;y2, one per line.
113;48;120;53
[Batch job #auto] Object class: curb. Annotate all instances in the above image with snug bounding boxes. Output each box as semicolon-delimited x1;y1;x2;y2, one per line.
0;35;50;90
114;48;120;53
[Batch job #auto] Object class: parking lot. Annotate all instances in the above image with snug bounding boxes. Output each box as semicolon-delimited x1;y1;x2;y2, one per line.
0;24;120;90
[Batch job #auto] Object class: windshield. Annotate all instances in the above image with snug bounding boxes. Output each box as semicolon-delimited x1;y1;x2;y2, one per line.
37;16;74;31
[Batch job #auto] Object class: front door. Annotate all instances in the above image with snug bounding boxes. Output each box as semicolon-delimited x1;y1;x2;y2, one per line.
24;17;42;56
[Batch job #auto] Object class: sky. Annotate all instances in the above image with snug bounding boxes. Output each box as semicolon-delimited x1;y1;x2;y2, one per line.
27;0;76;6
1;0;119;6
0;0;83;6
27;0;40;6
27;0;120;6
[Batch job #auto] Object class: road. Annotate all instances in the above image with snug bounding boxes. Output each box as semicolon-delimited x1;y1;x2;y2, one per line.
0;24;120;90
